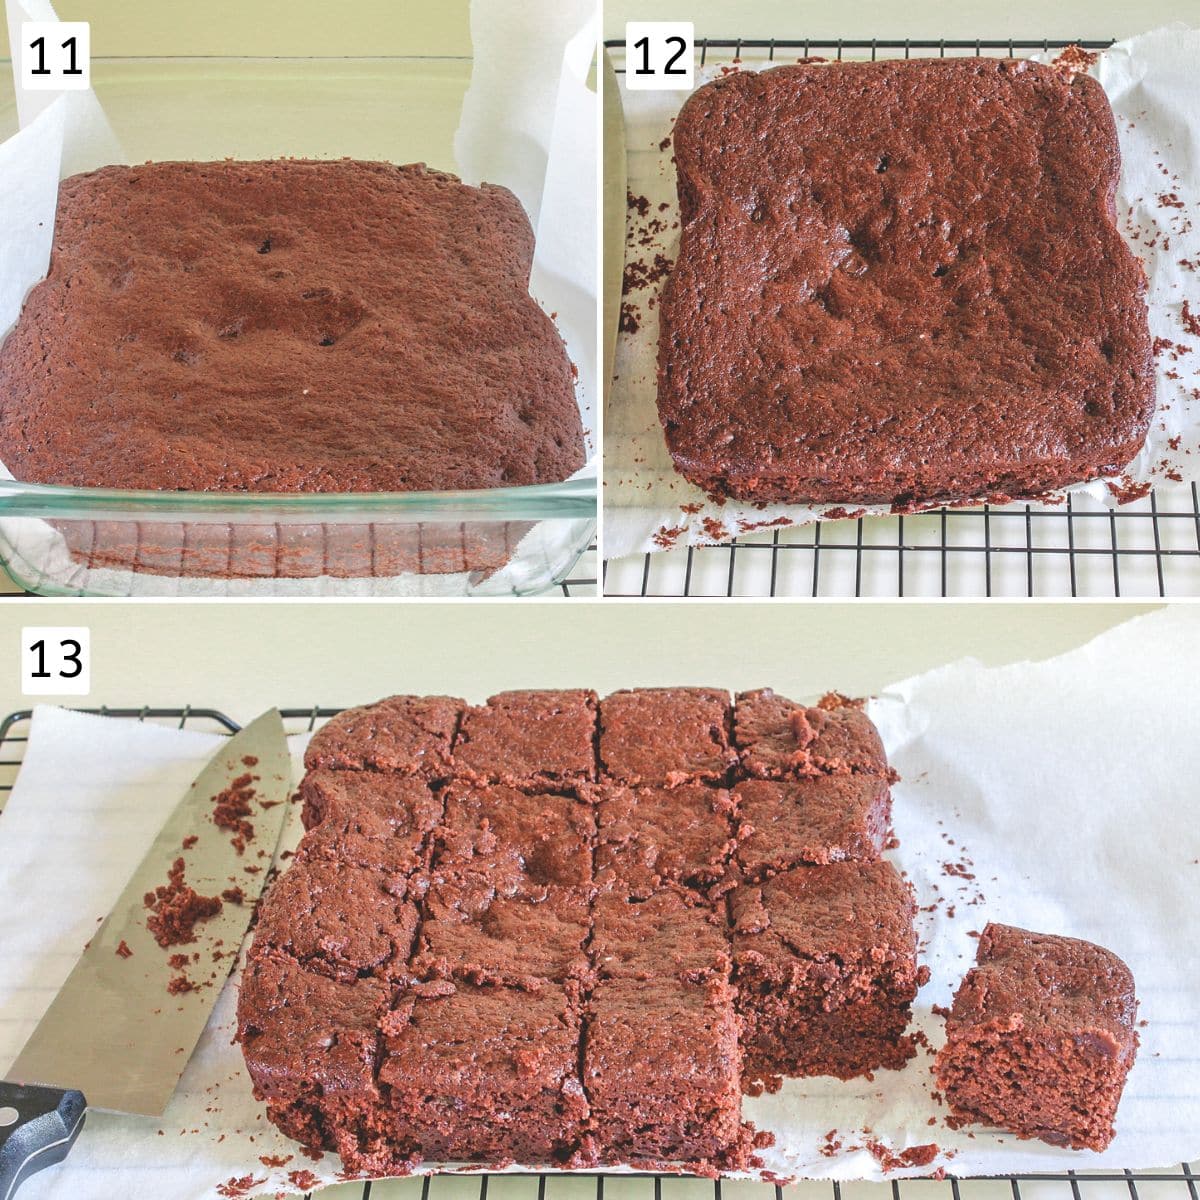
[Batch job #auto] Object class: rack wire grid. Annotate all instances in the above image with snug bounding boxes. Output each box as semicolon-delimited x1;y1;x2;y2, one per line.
0;705;1195;1200
603;37;1200;599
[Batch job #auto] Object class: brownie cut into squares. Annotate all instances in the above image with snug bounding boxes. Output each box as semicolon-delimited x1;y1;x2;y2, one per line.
935;922;1139;1151
298;768;443;873
732;860;923;1080
599;687;736;786
304;694;464;776
377;979;590;1165
251;856;419;982
594;783;735;897
734;689;888;779
236;953;389;1166
734;775;890;879
451;689;598;787
657;59;1153;506
591;886;731;982
584;975;747;1171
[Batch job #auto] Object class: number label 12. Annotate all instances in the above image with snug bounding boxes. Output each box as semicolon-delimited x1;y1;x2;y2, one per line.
625;22;694;91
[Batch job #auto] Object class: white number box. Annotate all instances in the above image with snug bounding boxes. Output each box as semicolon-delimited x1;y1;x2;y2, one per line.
624;21;694;91
19;21;90;91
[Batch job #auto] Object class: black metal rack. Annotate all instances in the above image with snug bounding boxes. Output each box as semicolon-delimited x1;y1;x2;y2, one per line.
603;37;1199;598
1;709;1195;1200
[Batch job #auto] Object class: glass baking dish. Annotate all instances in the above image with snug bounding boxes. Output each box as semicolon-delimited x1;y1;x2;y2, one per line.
0;57;598;597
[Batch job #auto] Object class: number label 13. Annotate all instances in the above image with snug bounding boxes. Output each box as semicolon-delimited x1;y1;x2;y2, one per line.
625;22;694;91
21;628;91;696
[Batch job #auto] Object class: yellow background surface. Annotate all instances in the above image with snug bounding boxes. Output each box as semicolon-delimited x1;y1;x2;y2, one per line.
1;1;470;59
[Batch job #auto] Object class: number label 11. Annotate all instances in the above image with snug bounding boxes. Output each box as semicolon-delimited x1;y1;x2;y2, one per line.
21;628;91;696
625;22;694;91
20;22;91;91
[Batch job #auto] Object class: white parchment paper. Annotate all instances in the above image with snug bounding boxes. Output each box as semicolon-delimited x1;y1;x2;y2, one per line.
1;608;1198;1197
605;28;1200;560
0;0;597;596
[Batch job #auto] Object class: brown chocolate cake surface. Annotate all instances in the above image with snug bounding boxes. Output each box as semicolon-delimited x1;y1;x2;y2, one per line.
657;59;1154;506
0;159;584;493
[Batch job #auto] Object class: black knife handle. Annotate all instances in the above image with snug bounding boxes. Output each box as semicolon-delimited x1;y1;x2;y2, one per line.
0;1082;86;1200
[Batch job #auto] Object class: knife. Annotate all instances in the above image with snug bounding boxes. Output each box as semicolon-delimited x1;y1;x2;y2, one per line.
0;708;293;1199
602;46;627;408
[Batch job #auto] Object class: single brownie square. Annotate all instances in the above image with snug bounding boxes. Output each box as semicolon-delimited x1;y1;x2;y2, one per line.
236;953;388;1163
377;980;589;1165
252;857;419;982
935;922;1139;1150
734;776;890;879
591;886;730;982
658;60;1153;506
304;694;464;776
451;689;598;787
599;687;735;786
732;861;923;1080
298;768;442;872
734;689;888;779
435;783;594;892
594;783;735;897
415;876;590;988
584;975;746;1171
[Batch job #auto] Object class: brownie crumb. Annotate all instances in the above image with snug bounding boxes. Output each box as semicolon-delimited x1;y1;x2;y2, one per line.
115;939;133;958
144;858;222;947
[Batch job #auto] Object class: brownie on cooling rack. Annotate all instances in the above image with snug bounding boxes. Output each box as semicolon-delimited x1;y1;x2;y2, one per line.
303;694;465;775
935;922;1139;1150
657;59;1153;506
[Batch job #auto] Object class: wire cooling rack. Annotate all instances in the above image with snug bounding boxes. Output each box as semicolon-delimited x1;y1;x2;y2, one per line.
603;37;1200;598
0;706;1196;1200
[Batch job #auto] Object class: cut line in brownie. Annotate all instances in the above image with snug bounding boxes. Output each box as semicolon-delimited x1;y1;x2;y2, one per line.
935;922;1138;1151
734;689;889;779
376;979;590;1167
734;775;891;879
731;860;924;1081
657;59;1153;506
599;687;735;786
0;160;585;494
451;689;599;788
594;783;736;898
304;695;464;776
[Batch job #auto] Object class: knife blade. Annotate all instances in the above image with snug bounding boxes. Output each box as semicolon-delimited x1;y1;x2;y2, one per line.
0;708;293;1198
602;46;627;408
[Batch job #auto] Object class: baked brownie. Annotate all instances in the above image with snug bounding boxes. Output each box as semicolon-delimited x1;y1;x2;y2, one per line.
594;783;736;897
237;953;388;1162
734;689;888;779
304;695;464;776
732;861;923;1080
591;886;730;982
435;783;595;892
935;922;1139;1150
377;980;589;1165
734;775;890;879
584;975;747;1172
451;690;598;788
0;160;585;493
599;687;735;786
251;857;419;982
657;59;1153;506
298;769;442;872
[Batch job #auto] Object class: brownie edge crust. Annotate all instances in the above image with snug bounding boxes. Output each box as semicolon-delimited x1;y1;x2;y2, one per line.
657;58;1154;507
